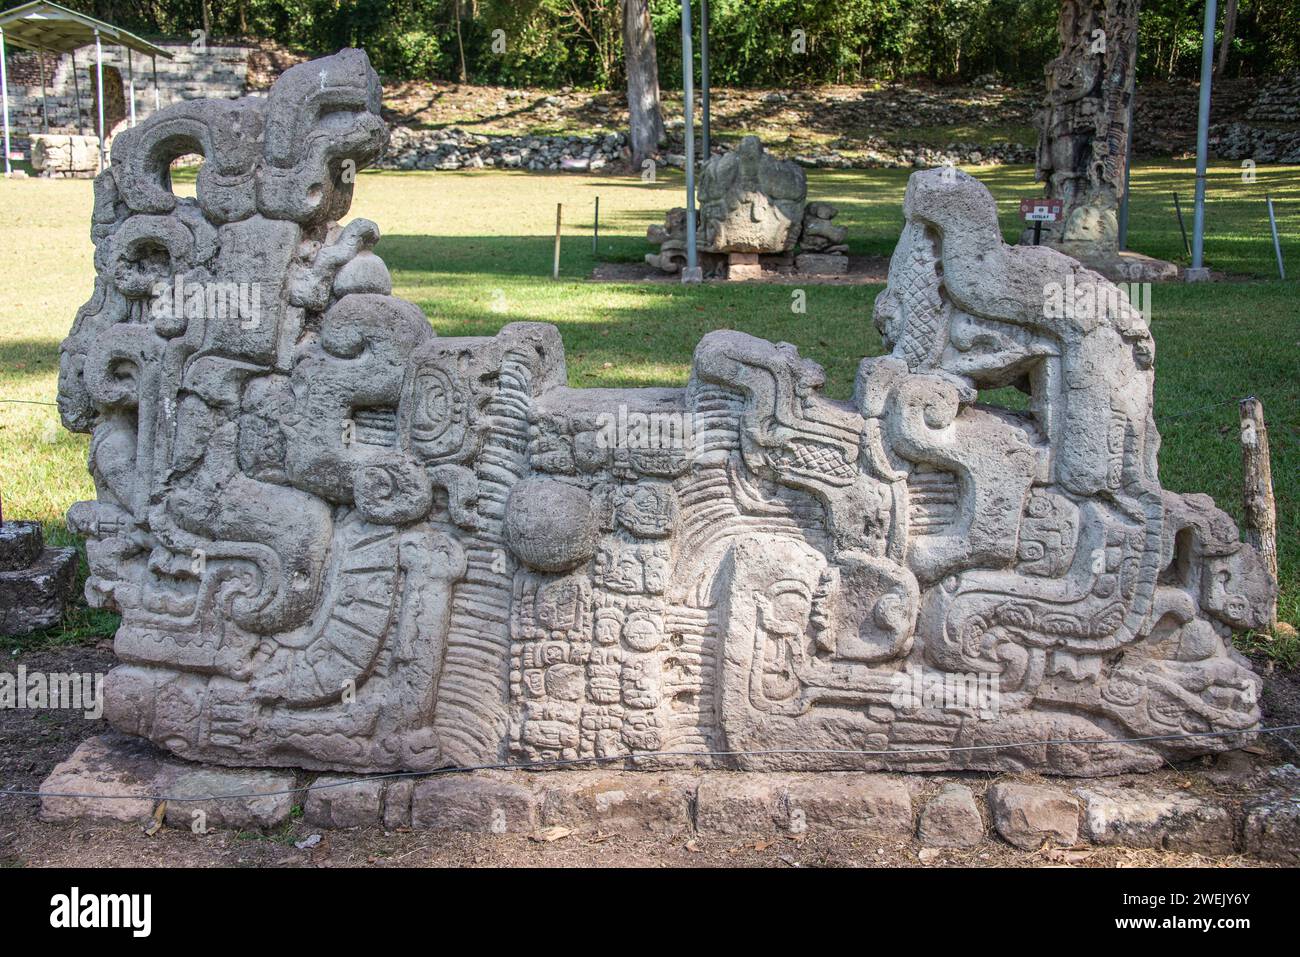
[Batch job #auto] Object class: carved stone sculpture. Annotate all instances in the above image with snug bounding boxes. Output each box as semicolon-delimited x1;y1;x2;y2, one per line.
60;51;1272;778
646;137;847;279
698;135;806;254
1026;0;1176;280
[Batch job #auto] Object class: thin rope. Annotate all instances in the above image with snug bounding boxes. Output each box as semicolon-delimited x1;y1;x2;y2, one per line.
7;723;1298;804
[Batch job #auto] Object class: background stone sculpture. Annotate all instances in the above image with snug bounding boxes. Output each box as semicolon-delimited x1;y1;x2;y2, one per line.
645;136;848;278
1025;0;1176;281
60;51;1272;778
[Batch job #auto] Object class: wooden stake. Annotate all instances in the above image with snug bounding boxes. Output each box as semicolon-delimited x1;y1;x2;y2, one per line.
553;203;562;280
1240;396;1278;630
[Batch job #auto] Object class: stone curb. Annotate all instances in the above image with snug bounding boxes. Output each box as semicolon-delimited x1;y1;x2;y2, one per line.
37;735;1300;861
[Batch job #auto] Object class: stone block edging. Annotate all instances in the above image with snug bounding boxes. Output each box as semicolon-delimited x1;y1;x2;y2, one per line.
37;734;1300;862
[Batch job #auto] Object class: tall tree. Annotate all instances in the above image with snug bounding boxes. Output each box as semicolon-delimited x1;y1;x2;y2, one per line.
622;0;665;170
454;0;468;83
1215;0;1238;77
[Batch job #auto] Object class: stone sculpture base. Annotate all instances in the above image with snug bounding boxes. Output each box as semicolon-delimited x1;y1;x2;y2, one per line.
37;733;1300;861
0;522;78;636
1071;250;1180;284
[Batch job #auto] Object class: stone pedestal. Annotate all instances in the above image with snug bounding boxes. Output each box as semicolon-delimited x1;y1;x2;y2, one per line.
726;252;762;280
795;252;848;276
36;733;1291;861
0;521;78;636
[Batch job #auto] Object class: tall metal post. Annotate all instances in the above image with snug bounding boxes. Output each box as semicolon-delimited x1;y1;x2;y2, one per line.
0;28;11;176
71;49;84;134
680;0;701;282
39;48;49;133
127;47;136;127
152;54;160;112
1188;0;1218;281
700;0;710;160
94;28;105;168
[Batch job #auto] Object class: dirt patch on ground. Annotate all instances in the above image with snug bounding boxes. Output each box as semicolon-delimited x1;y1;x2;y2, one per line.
1254;653;1300;760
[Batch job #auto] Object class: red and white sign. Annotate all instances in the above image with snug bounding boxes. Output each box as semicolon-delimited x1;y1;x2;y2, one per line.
1019;198;1063;222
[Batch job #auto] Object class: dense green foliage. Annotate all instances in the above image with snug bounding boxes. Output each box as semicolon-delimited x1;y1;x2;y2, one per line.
6;1;1299;88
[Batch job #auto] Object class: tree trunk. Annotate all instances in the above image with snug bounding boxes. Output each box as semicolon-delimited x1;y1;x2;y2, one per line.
1215;0;1239;77
454;0;468;83
622;0;665;170
201;0;211;37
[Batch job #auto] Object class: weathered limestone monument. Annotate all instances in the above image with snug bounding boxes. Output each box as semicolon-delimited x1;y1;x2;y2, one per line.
57;51;1272;783
647;135;849;278
1026;0;1177;281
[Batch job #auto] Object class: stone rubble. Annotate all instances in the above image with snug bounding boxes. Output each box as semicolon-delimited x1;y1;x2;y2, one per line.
1209;123;1300;165
374;125;624;172
987;781;1081;850
0;520;78;636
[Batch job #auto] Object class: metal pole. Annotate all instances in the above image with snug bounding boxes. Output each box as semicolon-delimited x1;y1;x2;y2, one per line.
39;48;50;133
1266;195;1286;280
152;54;159;112
72;49;84;135
94;28;106;168
127;47;136;127
700;0;710;160
680;0;701;282
1188;0;1218;281
593;195;600;255
0;28;11;176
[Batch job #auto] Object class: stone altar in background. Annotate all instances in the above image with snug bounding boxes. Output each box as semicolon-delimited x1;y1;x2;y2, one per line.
646;136;849;278
59;51;1272;778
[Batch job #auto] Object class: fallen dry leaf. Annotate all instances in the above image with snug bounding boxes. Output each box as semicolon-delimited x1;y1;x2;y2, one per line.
1043;846;1095;865
531;826;571;843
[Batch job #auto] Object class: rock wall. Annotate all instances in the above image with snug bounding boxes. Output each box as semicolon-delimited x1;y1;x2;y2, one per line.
2;41;251;147
59;50;1273;779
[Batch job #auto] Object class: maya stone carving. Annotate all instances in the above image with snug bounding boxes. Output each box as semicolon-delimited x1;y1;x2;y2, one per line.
58;51;1274;778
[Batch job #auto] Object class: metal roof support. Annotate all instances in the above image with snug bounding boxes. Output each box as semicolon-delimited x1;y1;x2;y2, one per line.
93;26;103;167
39;46;48;132
0;27;11;175
70;46;82;134
127;46;134;126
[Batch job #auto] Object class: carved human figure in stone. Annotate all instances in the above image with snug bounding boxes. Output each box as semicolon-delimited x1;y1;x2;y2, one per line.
698;135;807;253
1025;0;1158;277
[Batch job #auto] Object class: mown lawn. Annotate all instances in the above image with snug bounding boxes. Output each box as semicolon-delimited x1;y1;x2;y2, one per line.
0;161;1296;653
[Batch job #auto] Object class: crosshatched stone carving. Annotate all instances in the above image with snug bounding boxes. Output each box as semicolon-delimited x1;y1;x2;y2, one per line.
58;50;1274;777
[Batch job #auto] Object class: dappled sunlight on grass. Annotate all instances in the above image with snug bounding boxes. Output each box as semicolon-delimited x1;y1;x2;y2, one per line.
0;162;1296;632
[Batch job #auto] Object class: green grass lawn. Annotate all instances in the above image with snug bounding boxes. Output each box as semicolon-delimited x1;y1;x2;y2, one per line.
1;160;1296;655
